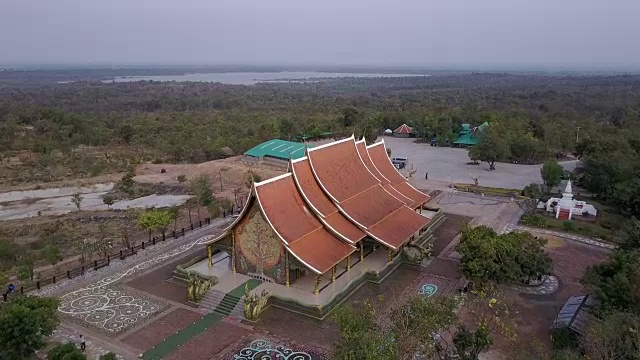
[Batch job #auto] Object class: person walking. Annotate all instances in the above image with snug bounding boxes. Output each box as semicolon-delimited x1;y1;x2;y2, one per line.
79;334;86;352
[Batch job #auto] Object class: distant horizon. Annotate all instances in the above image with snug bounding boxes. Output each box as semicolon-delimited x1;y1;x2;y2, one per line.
2;62;640;73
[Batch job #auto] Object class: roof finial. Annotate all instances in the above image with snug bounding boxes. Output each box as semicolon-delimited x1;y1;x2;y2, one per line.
564;180;573;195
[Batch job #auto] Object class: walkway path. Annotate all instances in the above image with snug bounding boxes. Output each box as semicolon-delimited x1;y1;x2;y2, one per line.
35;217;233;360
504;224;615;250
142;279;261;360
513;275;559;295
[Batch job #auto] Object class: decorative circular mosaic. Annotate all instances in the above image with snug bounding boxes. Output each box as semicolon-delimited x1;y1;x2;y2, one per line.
58;286;165;334
57;234;217;334
232;339;313;360
419;284;438;297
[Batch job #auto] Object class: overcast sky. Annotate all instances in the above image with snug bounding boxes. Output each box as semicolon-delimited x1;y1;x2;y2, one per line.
1;0;639;68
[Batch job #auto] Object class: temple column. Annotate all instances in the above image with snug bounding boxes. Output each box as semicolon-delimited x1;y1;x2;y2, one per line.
387;249;393;263
207;245;213;267
231;232;236;273
331;266;336;282
359;242;364;261
314;275;320;295
285;252;290;287
346;255;351;271
419;205;422;215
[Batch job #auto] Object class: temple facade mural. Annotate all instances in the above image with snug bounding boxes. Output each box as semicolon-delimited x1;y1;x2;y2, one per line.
234;202;286;284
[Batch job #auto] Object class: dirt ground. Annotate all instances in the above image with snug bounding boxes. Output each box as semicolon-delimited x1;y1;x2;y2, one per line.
0;205;215;281
134;156;285;200
487;234;610;358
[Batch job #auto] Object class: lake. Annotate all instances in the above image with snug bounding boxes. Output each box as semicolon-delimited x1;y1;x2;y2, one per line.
105;71;428;85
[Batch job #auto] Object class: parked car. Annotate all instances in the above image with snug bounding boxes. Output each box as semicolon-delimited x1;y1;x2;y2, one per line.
391;157;408;169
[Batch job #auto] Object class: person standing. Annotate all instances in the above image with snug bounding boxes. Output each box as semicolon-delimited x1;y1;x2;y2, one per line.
79;334;86;352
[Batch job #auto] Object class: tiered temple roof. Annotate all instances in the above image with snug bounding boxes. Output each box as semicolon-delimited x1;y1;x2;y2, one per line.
307;136;429;249
255;174;355;275
207;136;432;276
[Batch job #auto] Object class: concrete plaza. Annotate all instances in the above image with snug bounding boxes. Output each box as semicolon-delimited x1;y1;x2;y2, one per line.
382;137;578;190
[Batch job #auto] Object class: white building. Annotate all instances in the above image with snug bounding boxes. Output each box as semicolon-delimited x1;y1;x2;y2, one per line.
545;181;597;220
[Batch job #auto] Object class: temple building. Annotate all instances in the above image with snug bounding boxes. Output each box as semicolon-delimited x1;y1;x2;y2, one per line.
203;136;435;294
545;180;597;220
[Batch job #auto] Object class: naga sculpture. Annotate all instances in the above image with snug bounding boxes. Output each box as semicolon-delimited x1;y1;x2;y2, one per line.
243;283;271;321
187;271;213;303
402;242;433;265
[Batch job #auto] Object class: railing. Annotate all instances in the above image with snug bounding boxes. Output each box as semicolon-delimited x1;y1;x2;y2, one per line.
2;209;238;301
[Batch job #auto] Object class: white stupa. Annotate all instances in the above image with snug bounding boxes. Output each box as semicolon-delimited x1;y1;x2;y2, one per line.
545;180;597;220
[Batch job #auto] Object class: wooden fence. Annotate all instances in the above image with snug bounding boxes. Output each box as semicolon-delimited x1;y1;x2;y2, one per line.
2;211;235;301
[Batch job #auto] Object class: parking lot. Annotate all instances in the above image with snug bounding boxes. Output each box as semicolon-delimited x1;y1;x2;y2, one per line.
382;137;578;190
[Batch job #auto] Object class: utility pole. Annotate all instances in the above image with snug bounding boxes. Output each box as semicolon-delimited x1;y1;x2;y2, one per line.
576;126;581;144
218;170;223;191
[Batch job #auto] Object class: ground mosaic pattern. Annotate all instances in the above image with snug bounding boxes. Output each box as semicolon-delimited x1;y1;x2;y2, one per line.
59;286;169;336
57;233;219;335
221;336;329;360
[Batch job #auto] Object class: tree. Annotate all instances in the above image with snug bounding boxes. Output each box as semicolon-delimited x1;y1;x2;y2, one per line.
137;210;156;241
581;311;640;360
453;324;492;360
118;167;136;197
0;296;60;360
582;249;640;313
102;194;115;210
620;217;640;252
168;206;180;232
71;193;84;212
43;245;62;272
99;352;117;360
190;174;213;221
153;210;173;239
332;300;396;360
333;295;462;360
16;251;36;282
0;238;18;271
73;239;96;265
541;160;564;190
0;271;8;288
522;183;543;199
138;209;173;241
48;343;86;360
456;226;551;285
468;126;510;170
176;174;186;184
244;170;261;189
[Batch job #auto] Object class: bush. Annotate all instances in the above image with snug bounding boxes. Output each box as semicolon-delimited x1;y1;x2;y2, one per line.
521;214;550;228
562;220;576;231
48;343;86;360
551;327;579;351
99;352;118;360
522;183;543;199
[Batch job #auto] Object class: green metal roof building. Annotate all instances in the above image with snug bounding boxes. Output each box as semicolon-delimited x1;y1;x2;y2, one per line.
453;122;489;146
244;139;314;160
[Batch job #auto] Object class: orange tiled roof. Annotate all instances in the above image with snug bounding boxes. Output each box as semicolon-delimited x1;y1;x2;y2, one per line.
369;206;430;249
291;158;366;244
394;124;413;134
255;174;355;274
356;139;414;206
308;136;428;249
307;137;379;202
367;141;430;208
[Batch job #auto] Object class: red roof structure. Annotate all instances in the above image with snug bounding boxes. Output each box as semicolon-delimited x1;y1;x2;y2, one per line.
307;136;429;249
255;174;355;274
366;141;430;208
205;136;433;290
291;157;366;245
393;124;413;134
